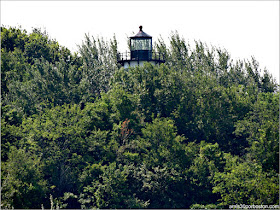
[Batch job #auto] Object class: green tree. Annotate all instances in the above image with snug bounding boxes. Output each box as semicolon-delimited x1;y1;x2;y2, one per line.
1;146;47;209
1;26;83;121
79;163;149;209
136;118;196;208
234;92;279;172
2;25;279;209
78;34;118;100
213;154;279;207
187;142;225;206
1;105;23;161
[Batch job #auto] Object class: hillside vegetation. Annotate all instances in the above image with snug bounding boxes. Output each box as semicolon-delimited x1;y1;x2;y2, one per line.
1;26;279;209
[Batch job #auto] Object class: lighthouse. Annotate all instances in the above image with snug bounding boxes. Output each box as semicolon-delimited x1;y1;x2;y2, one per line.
117;26;165;68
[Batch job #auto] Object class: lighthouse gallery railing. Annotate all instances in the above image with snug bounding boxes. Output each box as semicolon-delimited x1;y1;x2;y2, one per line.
117;51;165;63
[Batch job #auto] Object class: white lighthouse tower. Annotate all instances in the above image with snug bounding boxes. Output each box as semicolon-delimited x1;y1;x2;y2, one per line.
117;26;165;68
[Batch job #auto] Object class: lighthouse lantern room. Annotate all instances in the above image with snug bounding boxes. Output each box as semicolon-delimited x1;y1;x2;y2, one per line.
117;26;165;68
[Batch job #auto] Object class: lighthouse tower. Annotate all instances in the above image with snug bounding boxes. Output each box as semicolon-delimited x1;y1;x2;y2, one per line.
117;26;165;68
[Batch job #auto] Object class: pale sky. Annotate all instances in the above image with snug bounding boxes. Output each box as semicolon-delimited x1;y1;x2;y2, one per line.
1;1;279;82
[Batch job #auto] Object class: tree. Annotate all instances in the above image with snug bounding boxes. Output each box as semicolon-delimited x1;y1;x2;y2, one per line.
2;26;279;209
136;118;196;208
234;92;279;172
1;146;47;209
78;34;118;100
213;154;279;207
187;142;225;206
79;163;149;209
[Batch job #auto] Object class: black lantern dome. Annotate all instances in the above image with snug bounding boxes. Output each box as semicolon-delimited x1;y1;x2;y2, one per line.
132;25;152;38
117;26;165;67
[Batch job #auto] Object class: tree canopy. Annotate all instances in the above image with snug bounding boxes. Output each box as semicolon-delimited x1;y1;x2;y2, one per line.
1;26;279;209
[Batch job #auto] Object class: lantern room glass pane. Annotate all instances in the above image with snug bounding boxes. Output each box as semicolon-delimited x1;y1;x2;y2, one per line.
131;39;152;51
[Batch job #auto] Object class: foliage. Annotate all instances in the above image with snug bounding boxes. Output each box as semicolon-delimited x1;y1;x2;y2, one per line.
234;92;279;172
1;146;47;209
213;154;279;206
1;26;279;209
78;33;118;100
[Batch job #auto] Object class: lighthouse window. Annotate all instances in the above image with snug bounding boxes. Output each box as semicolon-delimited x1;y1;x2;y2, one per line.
131;39;151;51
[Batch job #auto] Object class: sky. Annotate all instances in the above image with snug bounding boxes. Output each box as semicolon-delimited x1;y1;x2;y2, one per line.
1;1;279;82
